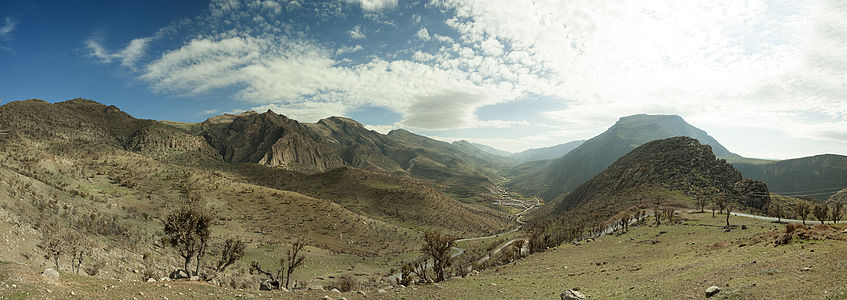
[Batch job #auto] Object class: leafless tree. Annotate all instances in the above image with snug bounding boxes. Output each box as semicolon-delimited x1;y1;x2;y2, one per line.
813;204;829;224
213;238;245;274
282;237;307;289
39;222;66;270
422;231;456;282
796;202;811;225
830;202;843;224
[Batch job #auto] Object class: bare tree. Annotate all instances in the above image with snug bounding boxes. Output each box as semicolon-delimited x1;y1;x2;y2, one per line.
213;238;245;274
716;195;727;215
813;204;829;224
421;231;456;282
411;258;429;282
725;204;733;227
250;237;306;290
771;203;783;223
162;199;214;276
796;202;811;225
250;261;281;289
282;237;306;289
830;202;843;224
39;222;66;270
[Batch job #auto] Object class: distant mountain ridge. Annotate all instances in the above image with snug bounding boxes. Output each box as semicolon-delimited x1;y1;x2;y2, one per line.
508;114;741;200
734;154;847;200
509;140;585;163
199;110;515;195
471;142;512;157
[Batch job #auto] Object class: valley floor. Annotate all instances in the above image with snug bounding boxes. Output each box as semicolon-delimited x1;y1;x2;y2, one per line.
2;211;846;299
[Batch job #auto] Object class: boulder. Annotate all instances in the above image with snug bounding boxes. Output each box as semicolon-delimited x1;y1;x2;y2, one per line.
330;288;341;294
560;289;585;300
42;269;59;283
169;269;190;280
259;280;279;291
706;286;721;298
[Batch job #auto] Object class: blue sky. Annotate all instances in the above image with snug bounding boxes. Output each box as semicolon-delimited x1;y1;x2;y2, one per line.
1;0;846;159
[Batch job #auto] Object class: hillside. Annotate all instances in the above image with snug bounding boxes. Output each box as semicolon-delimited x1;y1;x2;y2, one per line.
734;154;847;200
828;187;847;204
390;212;847;299
507;114;740;200
0;99;513;287
471;142;512;157
542;137;767;219
509;140;585;163
200;112;513;198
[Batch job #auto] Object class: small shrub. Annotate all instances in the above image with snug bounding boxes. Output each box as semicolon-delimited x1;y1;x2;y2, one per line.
85;259;105;276
335;275;358;292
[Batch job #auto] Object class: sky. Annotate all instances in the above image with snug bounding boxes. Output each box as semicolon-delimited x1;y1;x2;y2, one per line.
0;0;845;159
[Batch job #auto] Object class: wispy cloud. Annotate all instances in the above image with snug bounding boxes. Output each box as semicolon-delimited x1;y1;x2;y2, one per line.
348;25;366;39
0;17;15;40
84;0;847;156
86;36;152;68
344;0;398;12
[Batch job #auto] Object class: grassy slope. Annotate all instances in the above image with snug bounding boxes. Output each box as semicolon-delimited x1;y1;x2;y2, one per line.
4;212;844;299
397;211;847;299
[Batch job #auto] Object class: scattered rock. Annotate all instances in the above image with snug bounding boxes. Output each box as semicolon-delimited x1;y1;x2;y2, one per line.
377;289;387;294
706;286;721;298
330;288;341;294
323;296;333;300
159;277;170;282
259;279;274;291
189;276;201;281
42;268;59;283
356;291;367;296
560;289;586;300
169;269;190;280
138;292;145;296
307;284;325;291
801;267;811;272
490;283;497;286
147;278;157;283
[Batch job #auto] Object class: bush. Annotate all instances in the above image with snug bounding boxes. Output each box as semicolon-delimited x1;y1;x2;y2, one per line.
85;259;105;276
335;275;358;292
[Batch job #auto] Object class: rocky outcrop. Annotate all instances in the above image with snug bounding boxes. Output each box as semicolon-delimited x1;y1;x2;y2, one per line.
734;179;771;212
561;289;586;300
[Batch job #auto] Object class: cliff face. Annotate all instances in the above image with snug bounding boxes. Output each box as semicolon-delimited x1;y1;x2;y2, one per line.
734;154;847;200
200;111;344;172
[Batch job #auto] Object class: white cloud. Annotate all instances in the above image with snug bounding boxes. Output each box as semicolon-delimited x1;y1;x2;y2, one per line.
86;37;152;68
345;0;397;12
348;25;366;39
89;0;847;156
0;17;15;40
416;27;430;41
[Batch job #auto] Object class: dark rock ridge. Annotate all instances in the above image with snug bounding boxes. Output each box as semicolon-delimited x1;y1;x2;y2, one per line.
545;136;769;218
508;114;741;201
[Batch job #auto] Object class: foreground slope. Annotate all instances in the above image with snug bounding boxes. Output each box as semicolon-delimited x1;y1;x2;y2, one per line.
508;114;740;200
393;212;847;299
